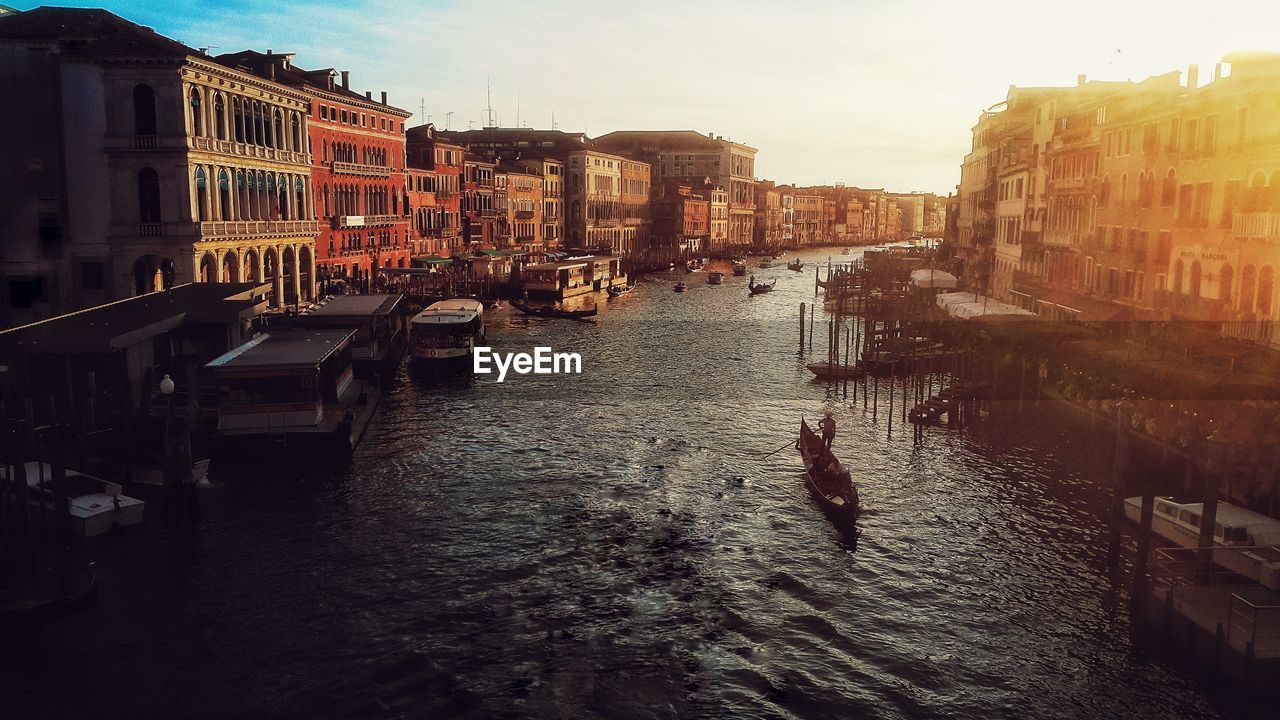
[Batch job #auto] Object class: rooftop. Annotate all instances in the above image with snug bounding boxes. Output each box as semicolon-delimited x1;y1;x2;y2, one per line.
0;283;269;355
301;294;403;319
207;329;355;370
594;130;757;154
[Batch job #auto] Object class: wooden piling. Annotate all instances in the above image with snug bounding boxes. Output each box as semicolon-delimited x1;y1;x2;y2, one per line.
799;302;806;351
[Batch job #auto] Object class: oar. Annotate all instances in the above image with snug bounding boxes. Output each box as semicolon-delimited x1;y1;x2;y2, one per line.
761;439;796;458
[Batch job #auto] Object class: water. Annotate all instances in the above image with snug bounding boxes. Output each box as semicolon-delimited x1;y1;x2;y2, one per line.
0;250;1257;719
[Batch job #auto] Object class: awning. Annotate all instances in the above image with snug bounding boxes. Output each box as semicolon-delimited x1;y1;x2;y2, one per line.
1027;288;1148;322
910;268;958;289
412;256;454;265
936;292;1035;319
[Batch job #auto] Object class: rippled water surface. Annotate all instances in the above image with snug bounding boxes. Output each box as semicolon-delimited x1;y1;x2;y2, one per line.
2;250;1256;719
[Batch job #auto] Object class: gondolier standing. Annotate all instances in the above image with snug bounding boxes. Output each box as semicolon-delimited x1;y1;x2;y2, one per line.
820;411;836;448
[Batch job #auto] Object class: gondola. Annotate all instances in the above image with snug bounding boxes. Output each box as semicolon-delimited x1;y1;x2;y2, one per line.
787;259;804;271
797;419;859;531
747;277;775;295
606;282;635;299
0;573;98;631
706;271;724;285
732;262;748;276
510;297;598;319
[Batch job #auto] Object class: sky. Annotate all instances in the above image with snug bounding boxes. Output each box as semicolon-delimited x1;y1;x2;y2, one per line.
13;0;1280;194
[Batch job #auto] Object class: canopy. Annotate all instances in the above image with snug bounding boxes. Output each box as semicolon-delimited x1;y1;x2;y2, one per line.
910;268;958;289
936;291;1035;319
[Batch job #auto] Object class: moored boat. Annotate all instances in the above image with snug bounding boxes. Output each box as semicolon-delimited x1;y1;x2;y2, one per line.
2;462;145;538
806;362;864;381
748;277;775;295
410;299;485;362
1122;496;1280;588
673;281;688;293
510;297;598;319
797;419;859;531
732;262;748;276
606;282;636;299
707;271;724;285
0;573;98;631
758;260;775;269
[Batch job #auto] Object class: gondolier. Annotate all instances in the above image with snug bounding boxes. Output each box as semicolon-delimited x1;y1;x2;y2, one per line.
820;411;836;448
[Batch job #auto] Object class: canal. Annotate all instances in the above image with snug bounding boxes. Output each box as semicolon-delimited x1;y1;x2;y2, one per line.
1;249;1262;719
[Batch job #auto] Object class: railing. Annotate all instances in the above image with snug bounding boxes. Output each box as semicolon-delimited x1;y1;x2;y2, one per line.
330;161;393;177
514;210;535;219
199;219;320;238
1151;289;1234;319
138;222;163;237
1229;593;1280;658
1233;212;1280;238
188;136;311;165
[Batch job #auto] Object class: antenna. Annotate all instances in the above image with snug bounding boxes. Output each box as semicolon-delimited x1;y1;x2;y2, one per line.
485;77;496;129
419;98;426;123
446;111;454;130
552;111;557;131
516;91;520;130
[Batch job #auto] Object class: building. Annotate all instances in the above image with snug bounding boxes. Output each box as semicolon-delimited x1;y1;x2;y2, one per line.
462;155;497;248
779;187;796;246
708;185;729;249
515;157;565;250
505;166;544;251
593;130;757;250
0;8;321;327
405;124;463;255
564;149;625;253
405;167;441;257
215;52;413;287
753;181;784;248
794;195;823;246
651;181;710;255
620;158;652;256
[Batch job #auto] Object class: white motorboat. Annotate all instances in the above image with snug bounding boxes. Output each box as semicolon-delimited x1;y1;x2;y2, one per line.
1123;496;1280;588
2;461;145;538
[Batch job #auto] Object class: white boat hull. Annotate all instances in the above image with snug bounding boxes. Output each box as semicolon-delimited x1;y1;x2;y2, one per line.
1123;497;1280;584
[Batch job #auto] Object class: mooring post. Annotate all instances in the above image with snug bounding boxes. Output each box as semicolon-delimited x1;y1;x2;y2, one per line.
1133;474;1156;619
799;302;806;352
1195;455;1219;584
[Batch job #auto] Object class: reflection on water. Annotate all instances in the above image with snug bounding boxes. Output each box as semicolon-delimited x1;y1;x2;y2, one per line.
0;250;1260;719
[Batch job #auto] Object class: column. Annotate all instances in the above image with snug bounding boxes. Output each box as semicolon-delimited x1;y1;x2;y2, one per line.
290;244;302;302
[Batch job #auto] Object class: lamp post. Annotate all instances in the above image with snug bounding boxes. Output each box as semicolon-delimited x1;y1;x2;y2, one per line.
160;374;175;520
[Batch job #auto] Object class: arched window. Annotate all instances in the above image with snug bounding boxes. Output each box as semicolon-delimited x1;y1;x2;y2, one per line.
194;166;208;220
213;94;226;140
1219;264;1233;303
1245;172;1267;212
1100;176;1110;206
1161;169;1176;207
189;88;203;136
1189;260;1202;298
273;109;284;149
1173;259;1184;295
1241;265;1257;313
137;167;161;222
133;84;157;135
218;169;231;220
295;177;306;219
232;97;245;143
1259;266;1275;318
291;113;301;151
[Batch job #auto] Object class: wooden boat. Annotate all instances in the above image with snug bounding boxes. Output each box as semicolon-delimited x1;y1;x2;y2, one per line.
673;282;688;293
797;419;859;531
758;260;775;269
606;282;635;299
842;248;852;255
1123;496;1280;589
748;277;775;295
787;259;804;271
685;259;704;273
0;574;98;631
732;262;748;276
707;271;724;285
510;297;598;319
806;362;864;380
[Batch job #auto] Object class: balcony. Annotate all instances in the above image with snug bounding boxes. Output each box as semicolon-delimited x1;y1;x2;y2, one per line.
1050;176;1096;192
187;136;311;166
198;219;320;240
1152;289;1234;319
1233;212;1280;238
330;161;393;177
332;214;402;229
515;209;535;219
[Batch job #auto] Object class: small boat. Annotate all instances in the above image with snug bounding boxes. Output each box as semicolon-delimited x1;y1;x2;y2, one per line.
510;297;598;319
1;462;145;538
772;250;786;259
841;248;852;255
0;573;98;631
797;419;859;531
806;362;864;381
758;260;775;269
606;282;636;299
673;282;688;293
1122;496;1280;588
787;259;804;272
410;299;485;363
732;263;748;276
707;271;724;285
685;259;704;273
748;277;775;295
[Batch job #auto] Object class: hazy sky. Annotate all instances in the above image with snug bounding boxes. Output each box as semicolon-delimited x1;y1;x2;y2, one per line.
15;0;1280;193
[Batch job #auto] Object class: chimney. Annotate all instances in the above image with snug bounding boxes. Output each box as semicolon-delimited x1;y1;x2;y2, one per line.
341;71;350;89
381;91;387;105
366;91;372;100
1187;63;1199;89
1077;73;1087;86
266;48;273;56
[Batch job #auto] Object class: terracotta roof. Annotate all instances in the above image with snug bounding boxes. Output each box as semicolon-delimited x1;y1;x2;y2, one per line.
212;49;410;115
0;7;196;57
594;130;757;153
